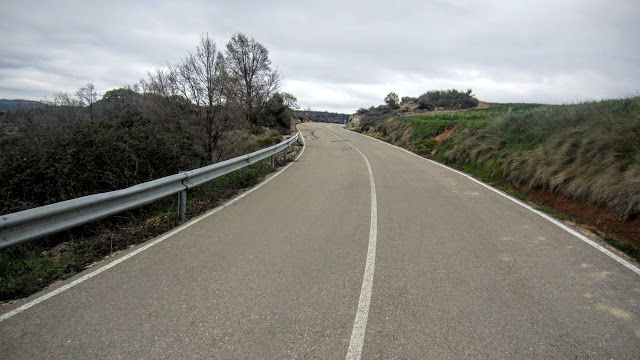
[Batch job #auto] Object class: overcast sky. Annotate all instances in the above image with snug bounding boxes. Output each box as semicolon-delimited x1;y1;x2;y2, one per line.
1;0;638;113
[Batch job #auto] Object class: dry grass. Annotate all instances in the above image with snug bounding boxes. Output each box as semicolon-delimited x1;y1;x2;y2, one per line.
440;97;640;218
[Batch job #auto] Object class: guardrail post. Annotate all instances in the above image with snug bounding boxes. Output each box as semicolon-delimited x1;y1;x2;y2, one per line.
243;167;248;181
284;147;288;161
178;190;187;222
270;155;275;171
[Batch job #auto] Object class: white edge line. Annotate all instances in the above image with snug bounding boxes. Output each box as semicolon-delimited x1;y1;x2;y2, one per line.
0;130;306;323
325;127;378;360
339;125;640;276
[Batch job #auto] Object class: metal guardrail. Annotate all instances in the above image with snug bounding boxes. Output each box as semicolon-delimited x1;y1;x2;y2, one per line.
0;132;300;249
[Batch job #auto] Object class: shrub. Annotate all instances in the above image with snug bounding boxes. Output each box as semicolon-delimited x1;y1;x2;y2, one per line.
417;89;479;110
0;117;204;214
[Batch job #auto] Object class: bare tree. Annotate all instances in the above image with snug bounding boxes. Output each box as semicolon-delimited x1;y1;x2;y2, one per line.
135;78;150;94
45;92;80;107
76;83;100;121
147;69;178;101
224;33;281;125
146;66;193;132
280;92;299;110
174;34;229;162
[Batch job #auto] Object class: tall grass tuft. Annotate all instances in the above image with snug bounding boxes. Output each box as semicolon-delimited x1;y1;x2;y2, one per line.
439;96;640;218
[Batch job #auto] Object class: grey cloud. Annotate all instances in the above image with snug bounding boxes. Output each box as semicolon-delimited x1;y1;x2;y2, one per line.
1;0;639;113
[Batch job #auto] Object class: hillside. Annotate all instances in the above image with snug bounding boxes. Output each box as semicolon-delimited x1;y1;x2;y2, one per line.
0;99;45;113
294;110;350;124
347;96;640;261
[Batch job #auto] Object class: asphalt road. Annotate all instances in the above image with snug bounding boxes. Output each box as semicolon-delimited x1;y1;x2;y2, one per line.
1;123;639;359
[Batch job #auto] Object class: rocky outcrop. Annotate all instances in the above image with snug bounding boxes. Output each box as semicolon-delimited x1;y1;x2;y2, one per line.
345;115;362;130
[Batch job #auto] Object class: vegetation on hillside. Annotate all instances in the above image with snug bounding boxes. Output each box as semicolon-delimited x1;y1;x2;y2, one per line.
0;99;45;113
368;103;543;155
355;97;640;219
439;98;640;219
0;33;297;215
355;88;480;124
416;89;479;110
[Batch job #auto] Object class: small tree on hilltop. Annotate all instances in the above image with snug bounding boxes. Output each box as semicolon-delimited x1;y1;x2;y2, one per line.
384;92;400;109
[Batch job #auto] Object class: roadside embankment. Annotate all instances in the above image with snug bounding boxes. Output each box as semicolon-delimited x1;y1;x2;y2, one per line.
348;97;640;261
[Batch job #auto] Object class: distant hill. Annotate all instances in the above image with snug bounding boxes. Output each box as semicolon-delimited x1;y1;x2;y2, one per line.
294;110;351;124
0;99;46;113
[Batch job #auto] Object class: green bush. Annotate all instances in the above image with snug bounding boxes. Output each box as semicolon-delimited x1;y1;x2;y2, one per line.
255;129;282;148
417;89;479;110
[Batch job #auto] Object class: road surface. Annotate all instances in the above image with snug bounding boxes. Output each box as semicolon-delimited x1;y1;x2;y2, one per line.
1;123;639;358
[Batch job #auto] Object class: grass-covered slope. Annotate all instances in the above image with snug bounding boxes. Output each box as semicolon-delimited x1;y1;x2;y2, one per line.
438;98;640;219
360;97;640;220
